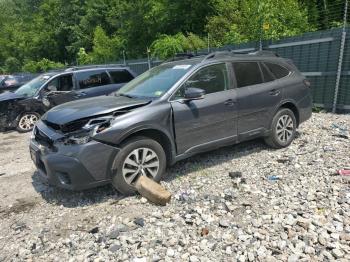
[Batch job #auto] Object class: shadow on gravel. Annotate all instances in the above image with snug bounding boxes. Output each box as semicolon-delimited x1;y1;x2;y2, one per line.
31;137;276;207
31;171;123;208
165;138;269;182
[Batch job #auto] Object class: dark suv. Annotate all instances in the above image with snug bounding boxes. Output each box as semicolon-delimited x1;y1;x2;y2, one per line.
29;51;312;194
0;66;135;132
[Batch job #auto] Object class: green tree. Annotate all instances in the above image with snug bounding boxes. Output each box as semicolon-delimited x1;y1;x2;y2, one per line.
77;48;93;65
22;58;65;73
151;34;184;59
207;0;311;46
89;26;124;63
151;33;206;59
4;57;22;73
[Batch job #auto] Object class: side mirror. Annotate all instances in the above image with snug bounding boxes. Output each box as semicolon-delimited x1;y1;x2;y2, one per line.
184;87;205;100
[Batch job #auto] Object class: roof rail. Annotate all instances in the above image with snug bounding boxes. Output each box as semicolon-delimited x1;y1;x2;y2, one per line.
162;53;201;63
201;51;235;62
163;49;279;64
64;64;126;72
248;50;279;57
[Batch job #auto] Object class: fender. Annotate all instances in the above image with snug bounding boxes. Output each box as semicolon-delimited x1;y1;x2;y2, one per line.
269;99;299;129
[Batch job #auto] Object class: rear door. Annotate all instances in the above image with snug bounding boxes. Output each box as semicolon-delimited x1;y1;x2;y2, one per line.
75;70;114;98
171;63;238;155
233;61;283;136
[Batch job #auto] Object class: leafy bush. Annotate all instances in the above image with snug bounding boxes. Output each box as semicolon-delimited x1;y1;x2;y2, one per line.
77;48;93;65
22;58;65;73
4;57;21;73
151;33;206;59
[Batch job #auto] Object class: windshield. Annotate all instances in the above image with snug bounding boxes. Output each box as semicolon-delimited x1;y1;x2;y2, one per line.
117;63;194;98
15;74;52;97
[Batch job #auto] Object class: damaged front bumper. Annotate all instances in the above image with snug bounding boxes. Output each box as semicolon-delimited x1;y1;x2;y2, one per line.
29;120;120;190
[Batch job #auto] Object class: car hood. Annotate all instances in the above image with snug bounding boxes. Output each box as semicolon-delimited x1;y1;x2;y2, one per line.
42;96;151;125
0;92;25;102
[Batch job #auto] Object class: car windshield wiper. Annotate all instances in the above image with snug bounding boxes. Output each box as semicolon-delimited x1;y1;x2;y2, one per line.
118;93;136;99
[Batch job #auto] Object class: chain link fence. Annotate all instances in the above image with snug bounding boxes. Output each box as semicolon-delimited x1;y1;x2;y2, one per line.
112;1;349;112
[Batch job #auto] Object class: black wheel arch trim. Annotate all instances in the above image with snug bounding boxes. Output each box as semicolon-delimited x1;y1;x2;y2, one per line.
270;99;300;128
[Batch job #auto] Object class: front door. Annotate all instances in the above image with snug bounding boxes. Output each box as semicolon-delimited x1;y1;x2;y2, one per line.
43;74;75;107
171;63;238;155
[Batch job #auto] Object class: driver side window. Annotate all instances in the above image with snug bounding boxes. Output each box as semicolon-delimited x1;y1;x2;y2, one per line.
47;78;59;91
175;63;229;98
46;75;74;92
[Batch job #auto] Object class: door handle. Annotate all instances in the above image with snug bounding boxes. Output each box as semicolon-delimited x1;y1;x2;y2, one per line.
224;99;236;106
269;89;281;96
74;92;87;98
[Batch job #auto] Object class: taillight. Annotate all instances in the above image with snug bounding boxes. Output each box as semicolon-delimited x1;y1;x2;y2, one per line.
303;79;311;88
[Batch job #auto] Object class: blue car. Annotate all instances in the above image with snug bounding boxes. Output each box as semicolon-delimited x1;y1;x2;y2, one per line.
0;66;136;132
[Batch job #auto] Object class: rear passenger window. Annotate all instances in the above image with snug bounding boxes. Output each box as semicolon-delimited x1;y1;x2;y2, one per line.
76;70;111;89
233;62;263;88
264;62;290;79
109;70;134;84
260;63;275;82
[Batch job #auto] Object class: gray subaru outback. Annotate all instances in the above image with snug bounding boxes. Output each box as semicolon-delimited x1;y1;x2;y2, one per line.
30;51;312;194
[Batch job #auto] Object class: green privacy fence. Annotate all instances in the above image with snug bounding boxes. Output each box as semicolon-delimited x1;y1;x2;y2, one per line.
118;28;350;112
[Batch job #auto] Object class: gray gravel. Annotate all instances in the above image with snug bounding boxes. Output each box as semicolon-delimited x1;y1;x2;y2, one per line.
0;112;349;261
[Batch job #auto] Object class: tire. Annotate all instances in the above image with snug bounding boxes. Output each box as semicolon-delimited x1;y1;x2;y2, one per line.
264;108;297;149
111;136;166;195
16;112;40;133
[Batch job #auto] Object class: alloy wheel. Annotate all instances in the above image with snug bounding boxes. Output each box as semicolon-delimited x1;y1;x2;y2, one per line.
276;114;294;143
18;114;39;131
122;147;160;185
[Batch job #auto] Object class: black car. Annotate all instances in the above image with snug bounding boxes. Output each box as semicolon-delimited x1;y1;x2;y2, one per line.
0;74;36;93
30;51;312;194
0;66;136;132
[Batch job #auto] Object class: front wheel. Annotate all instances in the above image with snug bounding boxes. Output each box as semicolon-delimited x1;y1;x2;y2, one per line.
16;112;40;133
264;108;297;148
111;137;166;195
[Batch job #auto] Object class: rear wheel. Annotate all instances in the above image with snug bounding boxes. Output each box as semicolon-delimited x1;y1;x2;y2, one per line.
111;137;166;195
16;112;40;133
264;108;296;148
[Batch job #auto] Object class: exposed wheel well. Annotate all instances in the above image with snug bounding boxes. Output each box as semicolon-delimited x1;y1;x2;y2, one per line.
120;129;174;165
280;102;300;127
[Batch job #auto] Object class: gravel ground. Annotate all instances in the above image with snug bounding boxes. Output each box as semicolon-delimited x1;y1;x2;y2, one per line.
0;112;349;262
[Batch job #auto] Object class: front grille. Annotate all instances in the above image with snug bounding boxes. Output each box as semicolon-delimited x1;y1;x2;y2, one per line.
34;127;53;147
61;119;90;133
43;119;88;133
42;120;60;131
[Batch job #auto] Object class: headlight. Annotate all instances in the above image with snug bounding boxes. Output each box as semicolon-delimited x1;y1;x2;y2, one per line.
30;126;37;140
61;116;114;145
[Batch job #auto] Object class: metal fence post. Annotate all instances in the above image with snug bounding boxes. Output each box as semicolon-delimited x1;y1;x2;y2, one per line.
332;0;348;113
147;48;151;70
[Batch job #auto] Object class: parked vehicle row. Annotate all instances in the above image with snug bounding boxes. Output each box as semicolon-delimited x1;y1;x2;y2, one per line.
29;51;312;194
0;74;36;93
0;66;135;132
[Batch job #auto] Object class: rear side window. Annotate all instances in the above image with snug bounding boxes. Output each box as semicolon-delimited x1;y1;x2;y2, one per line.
260;63;275;82
76;70;111;89
233;62;263;88
108;70;134;84
264;62;290;79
